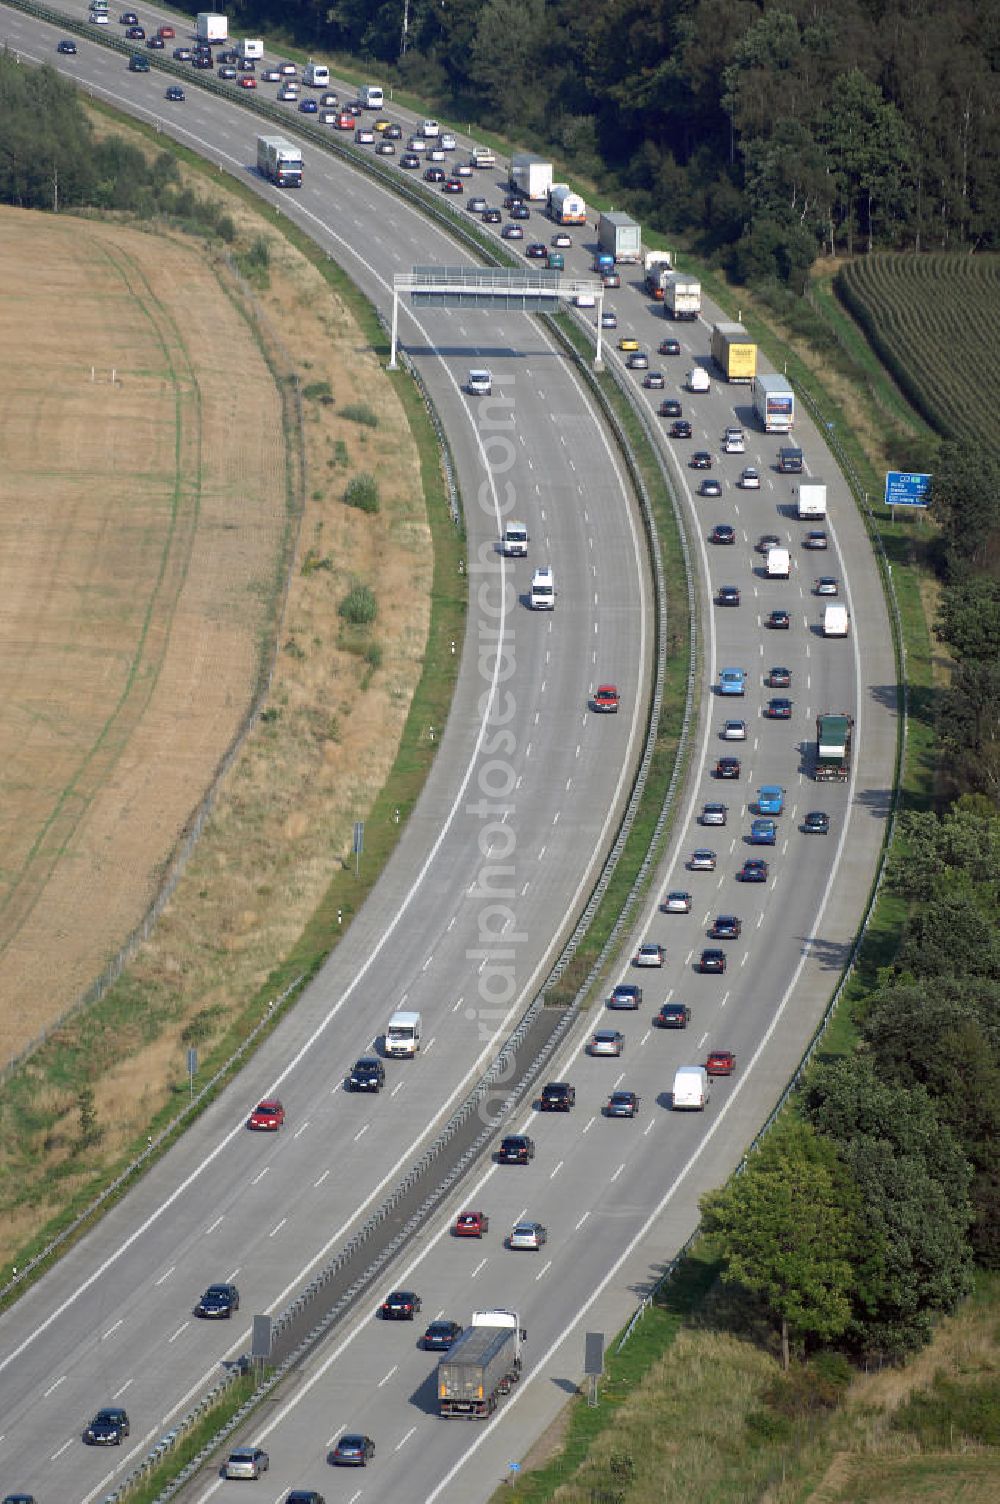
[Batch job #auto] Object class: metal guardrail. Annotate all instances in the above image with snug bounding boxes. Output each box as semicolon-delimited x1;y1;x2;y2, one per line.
615;378;909;1352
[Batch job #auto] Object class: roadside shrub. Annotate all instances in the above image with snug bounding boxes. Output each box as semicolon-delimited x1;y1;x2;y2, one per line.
303;380;334;404
344;473;380;513
340;402;379;428
339;584;377;625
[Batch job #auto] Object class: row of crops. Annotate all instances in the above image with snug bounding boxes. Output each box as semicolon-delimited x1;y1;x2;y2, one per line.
836;253;1000;448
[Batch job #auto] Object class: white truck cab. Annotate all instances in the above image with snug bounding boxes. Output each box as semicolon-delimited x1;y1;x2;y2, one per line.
470;145;496;168
502;521;529;557
303;60;330;87
360;84;384;109
724;427;746;453
385;1010;421;1057
529;567;555;610
467;368;492;396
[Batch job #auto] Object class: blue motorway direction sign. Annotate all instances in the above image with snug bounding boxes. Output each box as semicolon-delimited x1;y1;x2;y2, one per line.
885;470;932;508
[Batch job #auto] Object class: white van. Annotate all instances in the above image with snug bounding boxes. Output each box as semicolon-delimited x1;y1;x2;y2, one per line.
470;145;496;168
421;118;440;138
502;521;529;557
687;367;711;393
360;83;384;110
303;60;330;87
385;1010;421;1057
529;567;555;610
672;1066;710;1110
467;368;492;396
823;604;849;637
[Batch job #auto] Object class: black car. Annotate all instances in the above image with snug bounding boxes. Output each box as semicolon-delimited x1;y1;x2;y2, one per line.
525;242;548;258
699;949;727;974
767;609;791;629
146;34;165;48
442;178;464;193
710;524;735;544
385;123;402;139
710;915;742;940
173;46;193;60
119;9;138;20
330;1434;375;1467
195;1283;239;1319
739;859;769;882
498;1133;535;1164
347;1056;385;1092
165;85;185;100
653;1002;691;1029
84;1408;130;1446
670;419;692;438
218;64;238;79
128;53;150;71
803;811;830;834
717;585;741;607
765;697;793;718
501;223;524;238
57;38;78;53
483;207;502;223
422;1319;463;1351
509;201;530;219
715;756;741;778
193;54;213;68
380;1290;421;1320
539;1081;575;1111
659;399;682;418
125;24;145;38
400;153;421;168
767;666;792;688
690;451;713;470
424;166;446;183
659;337;681;355
286;1494;326;1504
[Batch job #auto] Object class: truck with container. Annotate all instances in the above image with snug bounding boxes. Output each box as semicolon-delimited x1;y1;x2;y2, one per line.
598;211;642;264
196;12;228;43
256;136;303;188
437;1309;525;1418
822;605;850;637
384;1009;421;1057
662;272;701;320
548;184;586;225
672;1066;710;1110
238;37;263;60
766;547;790;579
752;373;795;433
643;250;673;299
510;154;553;201
814;714;853;781
711;322;757;382
796;480;827;519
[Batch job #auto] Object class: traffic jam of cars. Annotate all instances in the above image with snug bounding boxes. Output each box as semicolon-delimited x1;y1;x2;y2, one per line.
34;35;858;1497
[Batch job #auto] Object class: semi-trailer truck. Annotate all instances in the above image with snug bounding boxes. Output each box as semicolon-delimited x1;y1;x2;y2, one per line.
662;272;701;319
510;154;553;201
196;12;227;43
597;211;642;264
815;714;853;781
438;1310;525;1418
643;250;673;299
711;322;757;382
548;184;586;224
256;136;303;188
752;372;795;432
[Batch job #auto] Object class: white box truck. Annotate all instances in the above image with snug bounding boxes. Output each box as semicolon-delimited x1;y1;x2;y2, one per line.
238;37;263;60
385;1009;421;1057
753;372;795;433
823;604;849;637
360;84;384;109
766;547;790;579
470;145;495;168
196;12;228;43
510;153;553;201
303;60;330;87
548;183;586;225
256;135;303;188
502;521;529;557
672;1066;710;1110
662;272;701;319
797;481;827;519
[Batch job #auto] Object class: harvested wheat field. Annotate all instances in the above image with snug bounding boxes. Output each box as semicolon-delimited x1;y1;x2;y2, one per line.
0;206;288;1064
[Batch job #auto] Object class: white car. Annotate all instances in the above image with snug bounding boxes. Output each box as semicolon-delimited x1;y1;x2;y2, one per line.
421;118;440;137
721;720;748;741
661;890;692;913
277;85;299;101
724;428;746;453
507;1221;547;1251
575;292;596;308
740;467;761;489
440;131;457;150
427;146;445;161
89;9;110;19
406;136;428;153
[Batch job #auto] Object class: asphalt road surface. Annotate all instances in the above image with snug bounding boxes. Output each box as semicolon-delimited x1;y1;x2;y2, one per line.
0;8;897;1503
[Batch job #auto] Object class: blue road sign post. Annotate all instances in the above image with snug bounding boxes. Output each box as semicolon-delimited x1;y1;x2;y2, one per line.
353;820;364;877
884;470;932;511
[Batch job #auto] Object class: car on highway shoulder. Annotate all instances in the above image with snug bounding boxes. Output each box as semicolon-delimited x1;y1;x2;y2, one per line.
661;889;692;913
803;810;830;834
507;1221;547;1250
653;1002;691;1029
422;1319;463;1350
195;1283;239;1319
605;1089;640;1118
608;983;642;1009
224;1447;269;1480
380;1290;421;1320
634;943;664;968
588;1028;624;1056
706;1049;736;1076
330;1434;375;1467
688;848;717;871
248;1098;285;1131
453;1210;489;1238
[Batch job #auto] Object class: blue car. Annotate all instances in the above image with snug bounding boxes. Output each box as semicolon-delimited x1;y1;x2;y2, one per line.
718;667;747;696
749;819;777;845
756;785;785;816
300;98;318;112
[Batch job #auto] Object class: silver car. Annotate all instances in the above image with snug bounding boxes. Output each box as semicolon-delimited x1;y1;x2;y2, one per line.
700;803;728;826
661;890;692;912
507;1221;547;1251
739;467;761;488
588;1028;625;1056
224;1446;269;1479
721;720;747;741
688;849;717;871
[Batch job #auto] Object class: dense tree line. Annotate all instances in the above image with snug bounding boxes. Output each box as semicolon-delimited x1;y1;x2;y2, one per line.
217;0;1000;282
0;54;235;235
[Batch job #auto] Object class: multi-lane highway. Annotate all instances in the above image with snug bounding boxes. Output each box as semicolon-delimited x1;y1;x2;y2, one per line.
0;7;897;1503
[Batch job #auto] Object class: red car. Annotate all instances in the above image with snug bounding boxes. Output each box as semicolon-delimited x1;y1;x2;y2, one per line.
454;1210;489;1238
336;112;355;129
706;1050;736;1076
248;1098;285;1131
593;684;620;713
158;24;175;38
238;75;256;88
